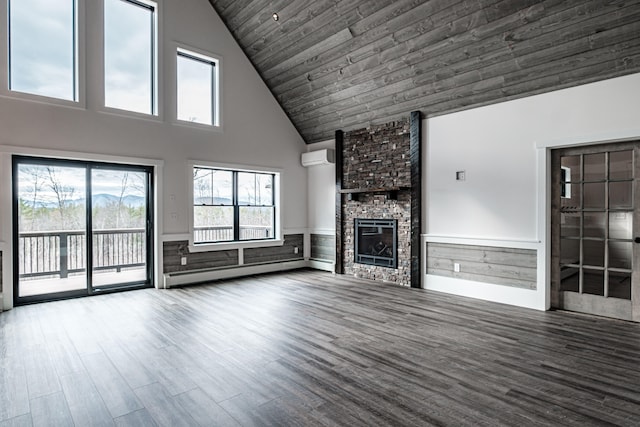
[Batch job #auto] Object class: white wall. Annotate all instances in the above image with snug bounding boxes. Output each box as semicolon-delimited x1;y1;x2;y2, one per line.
0;0;307;309
424;72;640;310
306;140;336;234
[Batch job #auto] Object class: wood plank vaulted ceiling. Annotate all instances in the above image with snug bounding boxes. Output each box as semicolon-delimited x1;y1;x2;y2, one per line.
208;0;640;144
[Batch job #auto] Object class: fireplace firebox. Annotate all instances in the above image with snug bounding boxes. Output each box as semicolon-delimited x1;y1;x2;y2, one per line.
355;219;397;268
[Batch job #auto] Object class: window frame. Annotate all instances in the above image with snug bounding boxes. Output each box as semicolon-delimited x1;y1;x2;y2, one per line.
188;161;283;252
101;0;160;119
176;47;219;127
1;0;85;108
172;44;222;131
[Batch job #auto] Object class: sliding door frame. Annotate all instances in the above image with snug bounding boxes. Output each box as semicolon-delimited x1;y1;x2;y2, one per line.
12;155;154;305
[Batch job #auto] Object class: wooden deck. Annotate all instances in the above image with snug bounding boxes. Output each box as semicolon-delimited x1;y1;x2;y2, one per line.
1;269;639;426
19;269;147;297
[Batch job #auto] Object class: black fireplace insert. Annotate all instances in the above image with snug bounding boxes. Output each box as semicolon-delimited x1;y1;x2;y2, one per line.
354;219;397;268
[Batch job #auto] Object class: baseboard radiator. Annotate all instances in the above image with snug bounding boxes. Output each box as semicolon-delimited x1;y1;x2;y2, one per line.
163;259;306;288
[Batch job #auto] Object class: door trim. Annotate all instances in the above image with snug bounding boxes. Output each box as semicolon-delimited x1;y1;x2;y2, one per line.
0;146;163;311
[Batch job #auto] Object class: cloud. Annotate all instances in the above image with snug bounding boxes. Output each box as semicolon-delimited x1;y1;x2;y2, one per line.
104;0;155;113
9;0;75;99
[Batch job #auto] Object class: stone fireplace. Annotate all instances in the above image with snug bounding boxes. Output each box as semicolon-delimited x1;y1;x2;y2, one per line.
335;112;421;288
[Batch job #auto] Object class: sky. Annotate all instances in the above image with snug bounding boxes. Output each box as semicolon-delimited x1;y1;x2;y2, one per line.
18;164;147;206
9;0;75;99
177;54;212;125
104;0;153;113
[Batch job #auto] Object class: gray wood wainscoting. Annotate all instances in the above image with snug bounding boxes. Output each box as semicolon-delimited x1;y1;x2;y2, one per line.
244;234;304;265
310;234;335;262
163;234;304;275
427;242;537;290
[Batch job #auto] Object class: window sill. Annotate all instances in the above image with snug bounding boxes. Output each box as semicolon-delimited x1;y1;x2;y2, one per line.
172;119;223;133
99;106;163;123
189;238;283;253
0;90;85;110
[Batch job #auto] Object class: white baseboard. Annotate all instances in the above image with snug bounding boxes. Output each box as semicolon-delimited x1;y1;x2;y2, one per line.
163;260;309;288
308;259;335;272
424;274;545;311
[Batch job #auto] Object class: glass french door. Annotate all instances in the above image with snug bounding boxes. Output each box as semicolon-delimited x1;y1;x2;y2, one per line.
551;143;640;322
13;157;153;304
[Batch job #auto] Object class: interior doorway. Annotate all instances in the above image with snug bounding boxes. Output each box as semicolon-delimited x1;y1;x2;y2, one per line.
551;143;639;321
13;156;154;305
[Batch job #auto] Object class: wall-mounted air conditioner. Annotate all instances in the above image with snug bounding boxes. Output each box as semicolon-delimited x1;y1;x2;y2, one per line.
301;149;335;167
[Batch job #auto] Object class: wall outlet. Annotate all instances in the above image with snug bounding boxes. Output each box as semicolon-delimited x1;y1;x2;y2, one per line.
293;246;299;254
181;256;187;266
454;262;460;273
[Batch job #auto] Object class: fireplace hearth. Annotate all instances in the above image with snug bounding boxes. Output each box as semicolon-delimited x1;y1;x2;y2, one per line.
355;219;397;268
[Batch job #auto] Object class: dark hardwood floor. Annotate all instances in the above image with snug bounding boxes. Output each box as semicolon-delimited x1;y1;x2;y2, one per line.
1;269;640;426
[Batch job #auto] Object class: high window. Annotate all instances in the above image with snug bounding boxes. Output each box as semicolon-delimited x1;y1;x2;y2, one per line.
8;0;77;101
177;48;218;126
104;0;157;115
193;167;276;244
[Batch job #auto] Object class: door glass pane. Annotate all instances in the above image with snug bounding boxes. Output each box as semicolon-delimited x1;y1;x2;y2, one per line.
583;212;605;238
561;212;580;237
583;183;605;209
584;153;605;181
561;186;581;209
560;267;580;292
17;164;87;297
91;169;148;288
561;238;580;265
609;271;631;300
609;212;632;240
609;241;632;270
561;155;581;182
609;181;632;209
609;151;632;180
583;240;604;267
583;269;604;296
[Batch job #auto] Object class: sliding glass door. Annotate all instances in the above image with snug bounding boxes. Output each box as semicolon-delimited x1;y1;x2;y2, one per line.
91;167;149;290
15;163;88;297
13;157;153;304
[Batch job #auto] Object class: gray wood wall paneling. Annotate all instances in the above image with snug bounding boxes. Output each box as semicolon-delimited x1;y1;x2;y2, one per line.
210;0;640;143
427;242;537;290
243;234;304;265
310;234;335;261
163;241;238;274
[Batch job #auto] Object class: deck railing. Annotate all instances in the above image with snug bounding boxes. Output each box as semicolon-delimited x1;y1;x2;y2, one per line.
19;229;146;279
19;225;272;279
194;225;272;242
